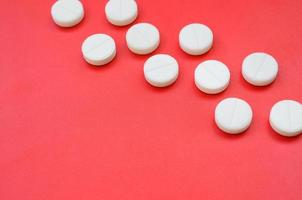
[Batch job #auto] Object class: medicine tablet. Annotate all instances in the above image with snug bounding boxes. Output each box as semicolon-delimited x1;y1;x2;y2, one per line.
144;54;179;87
242;52;278;86
215;98;253;134
81;34;116;66
269;100;302;137
105;0;138;26
126;23;160;55
194;60;230;94
179;23;213;56
51;0;84;27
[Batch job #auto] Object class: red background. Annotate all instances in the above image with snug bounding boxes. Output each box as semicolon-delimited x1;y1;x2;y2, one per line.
1;0;302;199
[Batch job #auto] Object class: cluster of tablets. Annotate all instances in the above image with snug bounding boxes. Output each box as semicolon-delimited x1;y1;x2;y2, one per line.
51;0;302;137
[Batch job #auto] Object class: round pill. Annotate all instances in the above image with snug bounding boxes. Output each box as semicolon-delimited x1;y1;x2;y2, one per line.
194;60;230;94
179;23;213;56
144;54;179;87
126;23;160;55
269;100;302;137
51;0;84;27
81;34;116;66
215;98;253;134
105;0;138;26
242;52;278;86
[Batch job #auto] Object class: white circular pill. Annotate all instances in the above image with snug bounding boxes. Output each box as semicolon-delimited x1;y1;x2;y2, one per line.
81;34;116;66
105;0;138;26
126;23;160;55
179;23;213;56
194;60;230;94
215;98;253;134
242;52;278;86
51;0;84;27
269;100;302;137
144;54;179;87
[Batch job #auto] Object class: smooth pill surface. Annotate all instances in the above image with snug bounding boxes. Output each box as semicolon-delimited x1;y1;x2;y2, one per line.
215;98;253;134
269;100;302;137
126;23;160;55
242;52;278;86
195;60;230;94
179;23;213;55
51;0;84;27
144;54;179;87
105;0;138;26
81;34;116;66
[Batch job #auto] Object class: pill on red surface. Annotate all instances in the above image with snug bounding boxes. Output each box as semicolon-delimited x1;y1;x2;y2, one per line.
81;34;116;66
105;0;138;26
51;0;84;27
194;60;230;94
126;23;160;55
215;98;253;134
179;23;213;56
242;52;278;86
144;54;179;87
270;100;302;137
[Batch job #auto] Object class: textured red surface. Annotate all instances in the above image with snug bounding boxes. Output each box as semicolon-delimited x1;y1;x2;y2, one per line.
1;0;302;199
